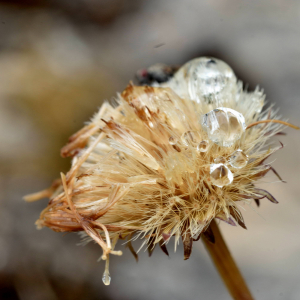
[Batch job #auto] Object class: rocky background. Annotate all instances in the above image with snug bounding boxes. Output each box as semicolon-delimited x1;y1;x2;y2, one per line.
1;1;300;299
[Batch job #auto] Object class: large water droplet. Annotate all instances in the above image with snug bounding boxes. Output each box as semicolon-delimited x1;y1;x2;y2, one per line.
201;107;246;147
188;58;236;102
210;163;233;187
181;131;201;147
166;57;237;104
102;271;111;285
228;149;248;168
197;140;209;152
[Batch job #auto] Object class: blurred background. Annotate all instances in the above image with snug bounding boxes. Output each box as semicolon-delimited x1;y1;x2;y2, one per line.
1;1;300;299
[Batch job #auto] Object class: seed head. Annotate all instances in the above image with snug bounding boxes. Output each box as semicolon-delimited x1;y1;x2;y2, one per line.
25;57;299;285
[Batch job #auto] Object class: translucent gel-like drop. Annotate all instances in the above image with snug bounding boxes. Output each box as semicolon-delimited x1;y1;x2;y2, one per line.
181;131;201;147
102;271;111;285
201;107;246;147
228;149;249;169
166;57;237;104
214;156;226;164
169;136;178;145
197;140;209;152
210;163;233;187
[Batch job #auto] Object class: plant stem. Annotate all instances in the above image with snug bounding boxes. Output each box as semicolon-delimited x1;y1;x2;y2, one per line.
203;219;254;300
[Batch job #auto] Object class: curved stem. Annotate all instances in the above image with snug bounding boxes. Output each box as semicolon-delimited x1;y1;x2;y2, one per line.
246;119;299;130
203;220;254;300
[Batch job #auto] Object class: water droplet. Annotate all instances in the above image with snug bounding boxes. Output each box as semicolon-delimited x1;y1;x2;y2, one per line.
197;140;209;152
181;131;201;147
228;149;249;168
102;271;111;285
169;136;178;145
188;58;236;102
166;57;237;104
214;156;226;164
201;107;246;147
210;163;233;187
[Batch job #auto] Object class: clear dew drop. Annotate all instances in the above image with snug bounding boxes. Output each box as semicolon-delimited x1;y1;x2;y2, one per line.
166;57;237;105
210;163;233;188
201;107;246;147
102;271;111;285
197;140;209;152
169;136;178;145
181;131;201;147
228;149;249;169
188;58;236;102
214;156;226;164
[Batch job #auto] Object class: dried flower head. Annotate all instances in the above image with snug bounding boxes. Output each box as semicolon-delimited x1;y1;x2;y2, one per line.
25;57;299;285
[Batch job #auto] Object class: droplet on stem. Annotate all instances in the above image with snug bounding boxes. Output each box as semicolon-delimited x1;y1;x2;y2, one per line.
102;271;111;285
